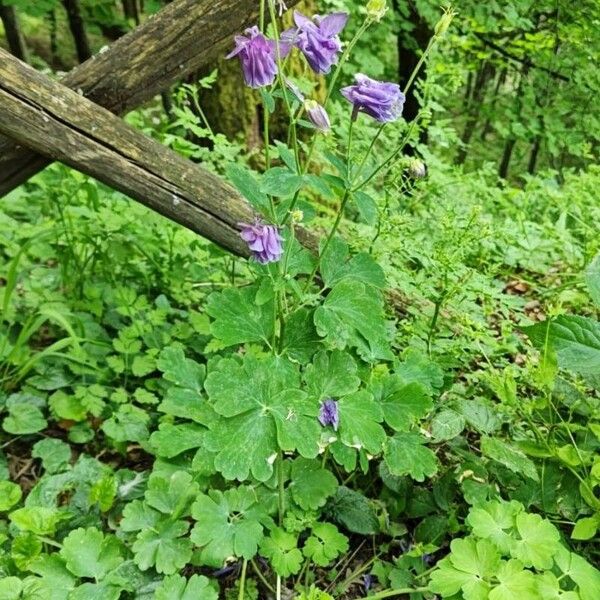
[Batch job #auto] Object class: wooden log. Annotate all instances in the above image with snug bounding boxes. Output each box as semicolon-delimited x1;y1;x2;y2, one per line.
0;0;299;197
0;48;259;256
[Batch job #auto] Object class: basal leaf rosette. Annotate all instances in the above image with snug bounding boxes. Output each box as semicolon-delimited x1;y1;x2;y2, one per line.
204;355;320;481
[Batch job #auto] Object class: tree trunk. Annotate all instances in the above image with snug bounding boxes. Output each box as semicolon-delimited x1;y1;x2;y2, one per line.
122;0;140;23
527;135;541;174
62;0;92;62
498;65;529;179
480;68;507;141
498;138;516;180
454;61;494;165
0;0;301;197
0;2;28;62
49;10;58;62
394;0;430;124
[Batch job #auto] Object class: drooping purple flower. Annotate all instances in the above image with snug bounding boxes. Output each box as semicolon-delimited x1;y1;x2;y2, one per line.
341;74;405;123
304;100;331;132
363;574;375;591
318;399;339;431
282;11;348;74
239;220;284;264
226;26;290;88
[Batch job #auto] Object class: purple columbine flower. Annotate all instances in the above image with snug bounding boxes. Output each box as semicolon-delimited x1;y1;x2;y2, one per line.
318;399;339;431
239;220;284;264
282;11;348;74
304;100;331;132
226;26;290;88
341;74;405;123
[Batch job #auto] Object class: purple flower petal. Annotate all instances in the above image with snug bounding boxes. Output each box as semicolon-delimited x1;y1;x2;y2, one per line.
239;221;284;264
319;399;339;431
316;12;349;36
226;27;279;88
286;11;348;74
342;73;405;123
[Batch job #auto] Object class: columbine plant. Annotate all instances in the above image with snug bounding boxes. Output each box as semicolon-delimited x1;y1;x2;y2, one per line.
161;2;457;598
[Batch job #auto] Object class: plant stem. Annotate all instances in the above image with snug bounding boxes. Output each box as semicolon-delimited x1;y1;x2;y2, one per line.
277;449;285;525
366;587;430;599
251;559;276;594
238;559;248;600
302;188;350;294
404;36;437;95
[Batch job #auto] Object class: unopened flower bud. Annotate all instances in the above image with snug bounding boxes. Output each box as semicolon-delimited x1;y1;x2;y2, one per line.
304;99;331;132
290;209;304;224
408;158;427;179
434;6;456;37
367;0;388;22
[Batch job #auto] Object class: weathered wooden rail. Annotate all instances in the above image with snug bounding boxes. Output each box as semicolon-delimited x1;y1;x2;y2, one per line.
0;48;258;255
0;0;299;197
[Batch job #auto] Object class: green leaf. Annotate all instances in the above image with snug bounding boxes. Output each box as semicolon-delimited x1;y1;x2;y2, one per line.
384;432;438;482
0;481;22;511
337;391;386;454
352;191;378;225
204;356;319;481
290;458;338;511
586;253;600;308
431;409;466;441
572;514;600;540
304;350;360;401
31;438;71;473
511;512;561;570
11;532;42;570
282;308;321;363
259;527;303;577
523;316;600;375
481;436;539;481
327;486;379;535
488;559;538;600
60;527;123;580
155;574;218;600
89;474;117;512
191;486;270;566
145;471;199;519
131;354;155;377
132;519;192;575
555;547;600;600
9;506;65;535
0;578;23;600
373;375;433;431
260;167;303;197
2;403;47;434
395;349;444;393
314;280;393;362
302;522;348;567
156;346;204;392
226;164;270;214
467;500;524;554
207;285;274;347
320;237;385;289
102;404;149;442
429;538;500;598
120;500;161;532
149;423;206;458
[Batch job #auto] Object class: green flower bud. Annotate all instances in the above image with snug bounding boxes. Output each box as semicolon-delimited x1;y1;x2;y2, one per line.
434;6;456;37
367;0;388;22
